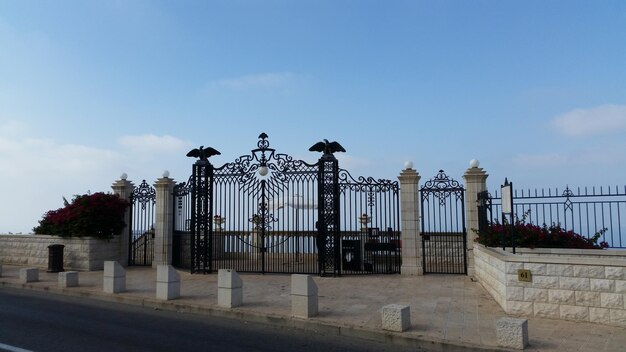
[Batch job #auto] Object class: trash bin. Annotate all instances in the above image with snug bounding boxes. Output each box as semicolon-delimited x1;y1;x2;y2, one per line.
47;244;65;273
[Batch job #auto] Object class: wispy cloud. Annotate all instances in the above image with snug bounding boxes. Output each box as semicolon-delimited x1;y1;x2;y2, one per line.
210;72;296;90
118;134;190;154
0;125;194;233
513;144;626;169
335;153;373;171
0;133;122;233
552;104;626;137
513;153;573;168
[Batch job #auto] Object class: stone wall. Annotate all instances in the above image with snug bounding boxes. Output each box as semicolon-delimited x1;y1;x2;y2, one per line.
474;244;626;327
0;234;122;271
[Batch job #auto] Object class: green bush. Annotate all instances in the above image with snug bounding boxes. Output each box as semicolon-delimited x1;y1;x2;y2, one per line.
34;192;129;240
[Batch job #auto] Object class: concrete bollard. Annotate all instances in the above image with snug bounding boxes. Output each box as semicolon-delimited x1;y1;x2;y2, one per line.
218;269;243;308
103;261;126;293
382;304;411;332
58;271;79;288
19;268;39;283
156;265;180;300
291;274;318;318
496;317;529;350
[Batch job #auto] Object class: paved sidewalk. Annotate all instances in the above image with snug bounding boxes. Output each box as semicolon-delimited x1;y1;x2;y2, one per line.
1;265;625;351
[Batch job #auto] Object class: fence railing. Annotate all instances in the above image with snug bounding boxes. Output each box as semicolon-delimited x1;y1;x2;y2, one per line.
483;185;626;249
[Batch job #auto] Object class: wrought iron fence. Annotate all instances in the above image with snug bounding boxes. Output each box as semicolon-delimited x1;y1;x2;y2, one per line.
484;185;626;249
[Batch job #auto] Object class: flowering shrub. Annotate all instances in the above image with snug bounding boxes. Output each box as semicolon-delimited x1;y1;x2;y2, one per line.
476;221;609;249
34;192;129;240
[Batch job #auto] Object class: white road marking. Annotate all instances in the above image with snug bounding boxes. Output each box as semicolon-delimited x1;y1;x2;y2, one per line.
0;342;33;352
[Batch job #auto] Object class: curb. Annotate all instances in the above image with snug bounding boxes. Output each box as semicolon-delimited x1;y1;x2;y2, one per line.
1;280;505;352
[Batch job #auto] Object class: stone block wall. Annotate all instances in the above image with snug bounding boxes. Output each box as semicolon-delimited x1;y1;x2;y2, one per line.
474;244;626;327
0;234;121;271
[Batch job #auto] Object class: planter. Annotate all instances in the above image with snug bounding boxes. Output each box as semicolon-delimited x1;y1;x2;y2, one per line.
474;244;626;327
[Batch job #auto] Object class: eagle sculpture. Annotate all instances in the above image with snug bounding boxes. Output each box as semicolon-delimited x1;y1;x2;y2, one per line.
186;146;221;161
309;139;346;155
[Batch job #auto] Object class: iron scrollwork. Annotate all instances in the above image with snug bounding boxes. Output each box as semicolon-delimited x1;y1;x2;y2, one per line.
214;133;318;251
421;170;464;205
132;180;156;210
563;186;575;211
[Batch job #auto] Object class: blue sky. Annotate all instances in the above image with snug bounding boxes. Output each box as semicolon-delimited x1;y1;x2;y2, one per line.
1;1;626;233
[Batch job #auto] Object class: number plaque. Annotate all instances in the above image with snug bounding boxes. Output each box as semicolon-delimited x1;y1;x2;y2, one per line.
517;269;532;282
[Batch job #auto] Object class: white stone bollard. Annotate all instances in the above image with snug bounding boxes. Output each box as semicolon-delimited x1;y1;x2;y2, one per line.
58;271;79;288
19;268;39;283
156;265;180;300
381;304;411;332
218;269;243;308
291;274;318;318
496;317;529;350
103;261;126;293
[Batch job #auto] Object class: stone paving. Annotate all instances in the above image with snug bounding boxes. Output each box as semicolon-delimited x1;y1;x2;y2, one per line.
1;264;625;351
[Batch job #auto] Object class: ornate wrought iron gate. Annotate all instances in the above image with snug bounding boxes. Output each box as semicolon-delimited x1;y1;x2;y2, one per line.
211;134;321;274
129;180;156;266
172;175;193;270
339;170;401;274
420;171;467;274
173;133;400;276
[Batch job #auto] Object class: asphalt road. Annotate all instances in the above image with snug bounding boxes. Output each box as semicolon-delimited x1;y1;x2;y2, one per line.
0;288;429;352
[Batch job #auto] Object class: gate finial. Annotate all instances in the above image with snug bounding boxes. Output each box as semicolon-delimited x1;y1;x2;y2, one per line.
309;139;346;155
186;146;221;161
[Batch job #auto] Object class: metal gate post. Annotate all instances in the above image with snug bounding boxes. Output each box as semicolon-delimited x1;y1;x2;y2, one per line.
191;160;214;274
317;153;340;276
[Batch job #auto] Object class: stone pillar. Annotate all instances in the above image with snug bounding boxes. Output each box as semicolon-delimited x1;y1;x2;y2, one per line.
103;261;126;293
496;317;529;350
59;271;79;288
218;269;243;308
463;160;488;277
398;164;422;276
19;268;39;283
156;265;180;300
154;175;175;268
291;274;319;318
112;175;134;267
382;304;411;332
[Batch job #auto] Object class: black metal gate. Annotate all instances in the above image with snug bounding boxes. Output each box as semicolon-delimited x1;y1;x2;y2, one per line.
172;175;193;270
211;134;321;274
420;170;467;274
129;180;156;266
173;133;400;276
339;170;401;274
